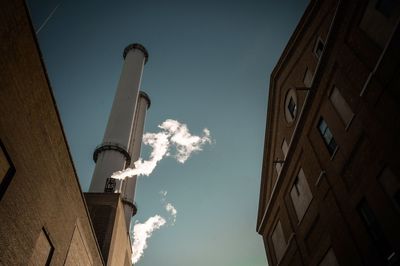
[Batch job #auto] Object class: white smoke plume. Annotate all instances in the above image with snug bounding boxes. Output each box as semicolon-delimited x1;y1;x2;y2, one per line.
159;190;168;198
165;203;177;224
131;193;178;264
160;190;177;225
112;119;211;180
131;215;166;264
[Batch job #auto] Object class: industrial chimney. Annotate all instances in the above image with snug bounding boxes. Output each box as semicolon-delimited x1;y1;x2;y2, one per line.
121;91;151;229
89;43;149;194
84;43;151;264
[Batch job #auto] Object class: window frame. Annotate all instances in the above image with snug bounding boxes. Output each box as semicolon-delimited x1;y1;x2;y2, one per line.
288;97;297;120
290;168;313;222
329;86;355;129
317;118;337;155
271;220;287;263
313;37;325;59
284;89;298;124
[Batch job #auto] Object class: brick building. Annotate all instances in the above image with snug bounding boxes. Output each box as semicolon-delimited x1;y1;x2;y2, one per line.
257;0;400;265
0;0;132;265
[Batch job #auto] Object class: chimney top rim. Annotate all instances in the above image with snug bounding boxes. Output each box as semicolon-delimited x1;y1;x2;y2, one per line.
139;91;151;109
123;43;149;63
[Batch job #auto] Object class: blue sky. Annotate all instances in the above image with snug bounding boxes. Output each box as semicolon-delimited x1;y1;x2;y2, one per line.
27;0;308;265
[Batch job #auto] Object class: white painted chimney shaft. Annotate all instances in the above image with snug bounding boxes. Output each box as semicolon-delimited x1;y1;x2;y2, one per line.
121;91;151;228
89;44;149;193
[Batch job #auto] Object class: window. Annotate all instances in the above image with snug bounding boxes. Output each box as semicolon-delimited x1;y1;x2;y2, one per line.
317;118;337;155
0;140;15;200
29;228;54;266
319;248;339;266
290;168;313;220
271;221;286;262
378;167;400;211
281;139;289;158
330;87;354;127
303;67;314;88
357;199;394;262
284;89;298;123
314;38;324;59
359;0;400;48
288;97;296;119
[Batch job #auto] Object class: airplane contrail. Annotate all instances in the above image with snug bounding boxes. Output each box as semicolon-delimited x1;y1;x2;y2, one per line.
36;3;61;34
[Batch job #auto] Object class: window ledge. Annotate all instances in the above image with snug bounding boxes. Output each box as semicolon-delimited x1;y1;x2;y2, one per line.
330;146;339;161
315;170;327;187
344;115;355;132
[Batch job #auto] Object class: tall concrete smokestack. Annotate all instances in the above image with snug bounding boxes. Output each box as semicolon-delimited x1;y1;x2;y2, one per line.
121;91;151;229
89;43;149;193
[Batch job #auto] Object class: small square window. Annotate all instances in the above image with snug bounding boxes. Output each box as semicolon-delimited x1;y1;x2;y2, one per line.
327;138;337;155
288;97;297;119
285;89;298;123
317;118;337;155
314;38;324;59
318;119;328;134
322;128;333;145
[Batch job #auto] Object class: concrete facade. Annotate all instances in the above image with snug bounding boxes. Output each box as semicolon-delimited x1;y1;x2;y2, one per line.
0;0;134;265
257;0;400;265
85;193;132;266
0;0;104;265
